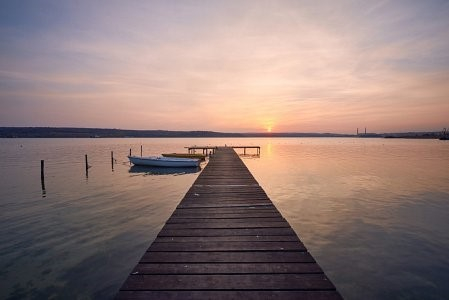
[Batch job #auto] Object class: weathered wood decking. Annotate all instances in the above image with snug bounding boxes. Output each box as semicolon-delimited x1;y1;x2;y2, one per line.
187;145;260;155
116;147;342;299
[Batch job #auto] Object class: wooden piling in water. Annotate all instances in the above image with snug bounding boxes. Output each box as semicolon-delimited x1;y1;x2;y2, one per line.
116;147;342;299
85;154;89;178
40;160;45;180
40;160;46;196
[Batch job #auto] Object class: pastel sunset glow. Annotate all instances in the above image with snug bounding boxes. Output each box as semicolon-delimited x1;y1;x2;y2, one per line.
1;1;448;133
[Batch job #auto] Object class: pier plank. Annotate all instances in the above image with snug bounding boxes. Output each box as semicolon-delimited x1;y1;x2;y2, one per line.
154;235;300;242
131;262;323;274
163;220;291;229
116;147;342;299
158;227;297;237
139;251;315;263
173;207;279;213
169;212;283;219
117;291;342;300
167;217;286;223
148;241;306;251
120;274;335;290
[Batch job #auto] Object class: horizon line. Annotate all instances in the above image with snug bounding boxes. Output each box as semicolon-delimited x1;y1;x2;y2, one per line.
0;126;445;135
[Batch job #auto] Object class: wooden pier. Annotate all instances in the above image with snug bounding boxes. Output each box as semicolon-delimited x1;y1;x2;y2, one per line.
187;145;260;155
116;147;342;299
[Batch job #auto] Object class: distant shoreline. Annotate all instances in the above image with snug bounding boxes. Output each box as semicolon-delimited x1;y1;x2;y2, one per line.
0;127;443;139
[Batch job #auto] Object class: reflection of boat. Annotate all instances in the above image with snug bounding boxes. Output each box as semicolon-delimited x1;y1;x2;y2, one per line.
129;165;200;175
162;153;206;160
128;155;200;167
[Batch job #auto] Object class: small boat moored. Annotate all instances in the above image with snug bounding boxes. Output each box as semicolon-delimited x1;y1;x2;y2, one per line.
128;155;200;167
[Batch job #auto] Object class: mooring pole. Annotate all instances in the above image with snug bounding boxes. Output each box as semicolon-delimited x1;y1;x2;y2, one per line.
111;151;114;170
41;160;46;196
41;160;45;181
141;145;143;157
85;154;89;178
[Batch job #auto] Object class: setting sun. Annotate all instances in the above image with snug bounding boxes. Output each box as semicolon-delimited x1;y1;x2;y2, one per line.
267;126;272;133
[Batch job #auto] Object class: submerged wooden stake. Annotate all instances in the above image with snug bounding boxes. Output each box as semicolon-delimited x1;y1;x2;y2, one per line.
85;154;89;178
40;160;45;180
41;160;46;196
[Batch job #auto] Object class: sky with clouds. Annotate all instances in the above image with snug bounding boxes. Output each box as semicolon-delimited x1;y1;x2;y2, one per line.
1;0;448;133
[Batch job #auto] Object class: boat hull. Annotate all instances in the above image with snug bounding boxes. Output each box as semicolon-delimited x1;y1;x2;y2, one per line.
129;165;200;175
128;156;200;167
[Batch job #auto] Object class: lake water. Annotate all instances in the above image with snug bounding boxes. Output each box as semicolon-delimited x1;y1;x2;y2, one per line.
0;138;448;299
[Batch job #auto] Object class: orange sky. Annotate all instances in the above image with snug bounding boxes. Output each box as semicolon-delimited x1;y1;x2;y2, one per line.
1;1;448;133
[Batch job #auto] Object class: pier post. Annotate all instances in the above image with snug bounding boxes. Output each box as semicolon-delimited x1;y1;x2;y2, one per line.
41;160;46;197
141;145;143;157
85;154;89;178
111;151;114;170
40;160;45;181
129;149;132;157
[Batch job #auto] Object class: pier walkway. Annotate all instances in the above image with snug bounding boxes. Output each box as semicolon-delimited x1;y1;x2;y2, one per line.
186;145;260;155
116;147;342;299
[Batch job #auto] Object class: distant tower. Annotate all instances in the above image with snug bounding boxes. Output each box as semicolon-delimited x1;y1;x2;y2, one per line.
365;127;367;134
357;128;359;135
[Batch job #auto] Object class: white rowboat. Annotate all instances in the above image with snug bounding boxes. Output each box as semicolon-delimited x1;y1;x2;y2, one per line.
128;155;200;167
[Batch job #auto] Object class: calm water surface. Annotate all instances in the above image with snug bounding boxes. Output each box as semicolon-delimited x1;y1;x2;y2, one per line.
0;138;448;299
